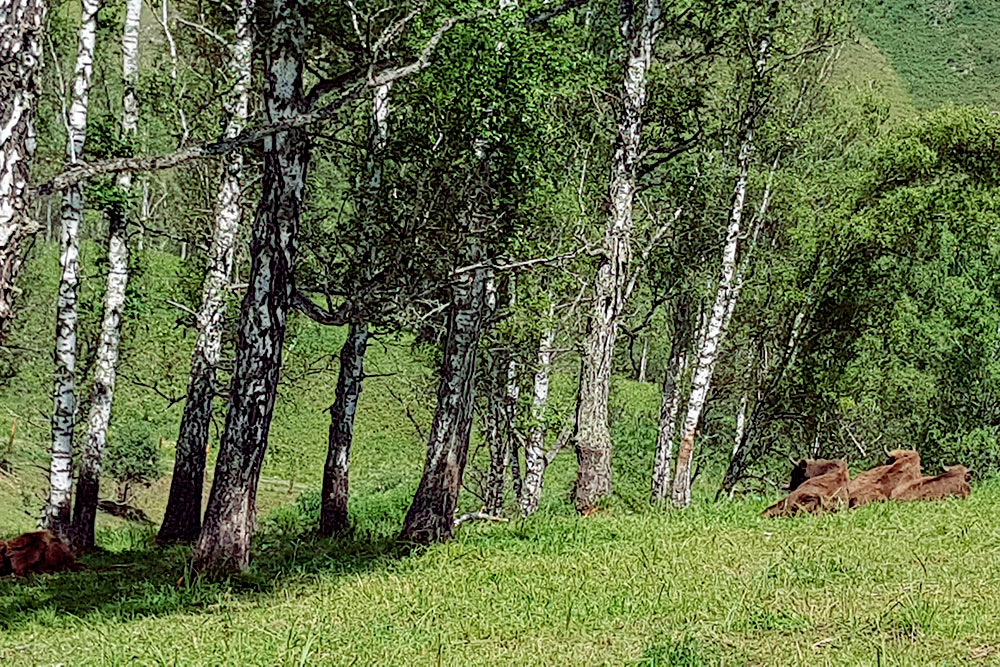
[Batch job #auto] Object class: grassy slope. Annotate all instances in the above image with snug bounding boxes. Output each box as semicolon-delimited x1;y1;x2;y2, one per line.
858;0;1000;110
2;488;999;665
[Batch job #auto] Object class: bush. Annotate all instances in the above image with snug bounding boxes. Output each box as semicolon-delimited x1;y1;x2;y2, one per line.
104;420;162;503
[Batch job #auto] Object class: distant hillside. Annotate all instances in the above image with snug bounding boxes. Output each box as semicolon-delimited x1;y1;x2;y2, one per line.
858;0;1000;109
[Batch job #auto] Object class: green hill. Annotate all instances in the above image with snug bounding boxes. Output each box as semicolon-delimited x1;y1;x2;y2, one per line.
858;0;1000;109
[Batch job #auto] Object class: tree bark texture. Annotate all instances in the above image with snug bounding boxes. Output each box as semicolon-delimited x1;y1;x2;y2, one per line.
159;0;255;544
320;321;368;534
0;0;48;342
573;0;659;513
671;31;772;508
650;300;693;504
317;81;391;533
399;156;491;544
484;351;515;515
191;0;309;574
519;325;555;516
70;207;129;550
44;0;101;541
69;0;140;551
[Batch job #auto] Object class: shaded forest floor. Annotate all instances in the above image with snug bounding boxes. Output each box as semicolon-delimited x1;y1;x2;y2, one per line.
2;484;1000;665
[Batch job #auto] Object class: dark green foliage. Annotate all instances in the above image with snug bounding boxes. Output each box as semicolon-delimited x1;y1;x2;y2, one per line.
104;419;162;502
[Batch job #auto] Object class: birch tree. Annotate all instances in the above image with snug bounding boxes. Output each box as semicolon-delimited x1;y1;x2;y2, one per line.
159;0;256;544
519;320;557;515
670;10;774;509
67;0;142;551
191;0;311;573
573;0;659;513
399;225;489;543
319;80;391;535
42;0;101;540
0;0;48;342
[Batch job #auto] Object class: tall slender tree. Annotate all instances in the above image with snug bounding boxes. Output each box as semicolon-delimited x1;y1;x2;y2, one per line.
159;0;256;544
320;81;391;535
191;0;310;573
671;6;775;508
43;0;101;541
0;0;49;342
69;0;142;551
573;0;659;513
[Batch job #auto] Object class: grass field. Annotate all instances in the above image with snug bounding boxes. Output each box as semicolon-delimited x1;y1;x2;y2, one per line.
2;483;999;666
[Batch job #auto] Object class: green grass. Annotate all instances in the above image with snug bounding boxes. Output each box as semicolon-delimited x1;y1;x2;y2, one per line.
2;486;999;665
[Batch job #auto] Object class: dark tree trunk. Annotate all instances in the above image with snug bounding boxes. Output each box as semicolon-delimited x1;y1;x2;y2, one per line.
320;321;369;535
190;0;309;574
159;0;255;545
400;153;491;543
399;257;487;543
484;350;514;515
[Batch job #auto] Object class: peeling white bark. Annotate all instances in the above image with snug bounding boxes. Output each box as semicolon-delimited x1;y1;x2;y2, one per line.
70;0;141;551
160;0;255;544
44;0;101;540
671;33;773;509
192;0;309;573
520;324;555;516
573;0;659;513
0;0;47;338
649;333;689;504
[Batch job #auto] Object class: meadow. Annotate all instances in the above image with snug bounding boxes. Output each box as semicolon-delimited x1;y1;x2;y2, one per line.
2;483;999;665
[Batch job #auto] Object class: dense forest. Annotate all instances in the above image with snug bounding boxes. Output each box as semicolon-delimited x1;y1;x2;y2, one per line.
2;0;1000;659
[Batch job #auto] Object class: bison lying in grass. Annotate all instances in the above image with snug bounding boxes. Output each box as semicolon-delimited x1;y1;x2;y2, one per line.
891;465;971;502
762;460;850;518
0;530;80;577
848;449;922;508
764;450;971;518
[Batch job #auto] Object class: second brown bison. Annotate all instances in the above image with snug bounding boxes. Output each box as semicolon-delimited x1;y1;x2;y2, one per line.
763;460;850;518
890;465;971;501
847;449;923;508
0;530;80;577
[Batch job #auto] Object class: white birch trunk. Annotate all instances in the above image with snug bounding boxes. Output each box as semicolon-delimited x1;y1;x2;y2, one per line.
191;0;309;573
669;136;752;508
637;336;649;383
671;33;773;508
649;335;689;504
160;0;255;544
519;324;555;516
43;0;101;539
0;0;48;340
573;0;659;513
70;0;141;551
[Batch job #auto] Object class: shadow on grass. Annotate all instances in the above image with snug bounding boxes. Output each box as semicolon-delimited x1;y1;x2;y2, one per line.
0;524;410;633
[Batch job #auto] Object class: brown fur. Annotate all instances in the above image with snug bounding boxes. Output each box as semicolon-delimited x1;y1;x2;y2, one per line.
786;458;847;491
0;531;80;577
848;449;922;508
890;465;971;502
763;460;850;518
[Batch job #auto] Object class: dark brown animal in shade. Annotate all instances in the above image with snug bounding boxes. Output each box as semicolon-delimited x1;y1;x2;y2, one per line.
890;465;971;502
785;458;847;491
763;460;850;518
848;449;922;508
0;530;80;577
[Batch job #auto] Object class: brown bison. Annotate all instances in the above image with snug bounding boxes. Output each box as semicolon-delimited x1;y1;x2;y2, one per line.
786;458;847;491
848;449;922;508
0;530;80;577
763;460;850;518
890;465;971;502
